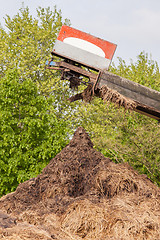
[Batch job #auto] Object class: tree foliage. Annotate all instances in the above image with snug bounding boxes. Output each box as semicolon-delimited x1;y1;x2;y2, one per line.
0;69;70;196
111;52;160;91
0;5;74;196
0;5;70;99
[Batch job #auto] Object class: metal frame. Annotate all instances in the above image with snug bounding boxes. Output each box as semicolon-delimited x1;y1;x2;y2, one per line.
46;52;160;121
46;52;100;87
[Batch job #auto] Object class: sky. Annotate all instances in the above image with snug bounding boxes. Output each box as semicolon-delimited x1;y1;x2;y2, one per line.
0;0;160;67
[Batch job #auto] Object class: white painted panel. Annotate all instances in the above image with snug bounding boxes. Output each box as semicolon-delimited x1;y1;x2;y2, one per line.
63;37;105;58
53;40;111;70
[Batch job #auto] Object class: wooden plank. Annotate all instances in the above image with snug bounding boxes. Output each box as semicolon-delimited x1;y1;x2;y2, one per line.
98;71;160;111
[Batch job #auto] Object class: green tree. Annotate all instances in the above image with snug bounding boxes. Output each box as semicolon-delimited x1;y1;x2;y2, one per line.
0;5;71;103
73;52;160;186
0;69;70;196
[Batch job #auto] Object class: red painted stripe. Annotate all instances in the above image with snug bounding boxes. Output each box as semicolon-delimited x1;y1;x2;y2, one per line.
57;25;117;60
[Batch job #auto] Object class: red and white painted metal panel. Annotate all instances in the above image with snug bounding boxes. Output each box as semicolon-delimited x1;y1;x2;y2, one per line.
52;25;117;70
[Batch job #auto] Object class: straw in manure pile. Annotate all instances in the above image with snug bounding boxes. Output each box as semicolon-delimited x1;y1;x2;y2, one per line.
68;83;137;111
99;85;137;110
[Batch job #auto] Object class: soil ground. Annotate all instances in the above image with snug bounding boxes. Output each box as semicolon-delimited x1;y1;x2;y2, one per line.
0;127;160;240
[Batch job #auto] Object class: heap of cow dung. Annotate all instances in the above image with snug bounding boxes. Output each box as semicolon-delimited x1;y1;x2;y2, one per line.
0;127;160;239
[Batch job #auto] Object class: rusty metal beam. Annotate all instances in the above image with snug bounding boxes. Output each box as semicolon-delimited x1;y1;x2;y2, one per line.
56;61;98;83
46;66;62;70
135;105;160;121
